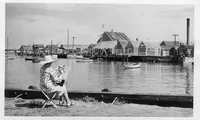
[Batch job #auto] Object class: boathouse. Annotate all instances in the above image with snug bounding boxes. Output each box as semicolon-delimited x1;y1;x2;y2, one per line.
19;45;32;55
93;41;118;56
45;45;59;54
32;44;45;56
125;40;141;56
138;41;161;56
160;41;183;56
94;30;130;56
115;40;129;55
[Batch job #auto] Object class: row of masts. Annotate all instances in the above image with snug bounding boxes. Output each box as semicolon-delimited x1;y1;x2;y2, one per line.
67;29;76;52
29;28;76;54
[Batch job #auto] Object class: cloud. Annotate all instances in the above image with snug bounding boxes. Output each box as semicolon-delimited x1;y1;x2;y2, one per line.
5;3;194;48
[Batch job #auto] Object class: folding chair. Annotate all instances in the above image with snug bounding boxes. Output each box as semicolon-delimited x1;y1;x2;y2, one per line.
41;91;58;108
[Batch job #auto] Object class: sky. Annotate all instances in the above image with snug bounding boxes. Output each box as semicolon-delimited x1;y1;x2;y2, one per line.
5;3;194;49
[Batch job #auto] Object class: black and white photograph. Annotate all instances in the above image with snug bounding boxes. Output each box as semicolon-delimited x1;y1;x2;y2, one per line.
3;0;197;118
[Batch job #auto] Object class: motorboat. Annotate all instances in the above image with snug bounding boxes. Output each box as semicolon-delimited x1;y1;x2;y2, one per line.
123;62;141;69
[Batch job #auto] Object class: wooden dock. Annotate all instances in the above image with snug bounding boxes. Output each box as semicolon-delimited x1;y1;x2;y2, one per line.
92;55;175;63
5;89;193;108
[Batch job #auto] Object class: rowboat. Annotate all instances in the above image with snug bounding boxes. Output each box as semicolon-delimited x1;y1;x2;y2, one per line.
76;58;93;62
123;62;141;69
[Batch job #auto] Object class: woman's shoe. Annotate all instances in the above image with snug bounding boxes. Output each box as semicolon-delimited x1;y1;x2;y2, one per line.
66;102;75;107
59;101;65;105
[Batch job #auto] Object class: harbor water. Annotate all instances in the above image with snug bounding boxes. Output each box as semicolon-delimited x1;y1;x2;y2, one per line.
5;56;193;96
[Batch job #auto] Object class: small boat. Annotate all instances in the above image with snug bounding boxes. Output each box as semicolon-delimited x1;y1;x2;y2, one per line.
67;54;77;59
32;57;43;63
5;57;15;60
67;53;84;59
76;59;93;62
76;55;84;59
123;62;141;69
25;57;35;61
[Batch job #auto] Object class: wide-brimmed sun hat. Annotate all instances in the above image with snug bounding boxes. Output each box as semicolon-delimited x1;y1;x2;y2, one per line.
39;55;57;65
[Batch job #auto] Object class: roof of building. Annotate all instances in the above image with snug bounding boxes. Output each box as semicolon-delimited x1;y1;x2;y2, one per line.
97;37;102;43
160;41;183;47
160;46;173;50
117;40;129;49
32;44;44;48
94;41;118;49
61;45;88;49
97;31;130;43
129;40;141;47
45;45;59;49
140;41;161;48
19;45;32;50
88;44;96;49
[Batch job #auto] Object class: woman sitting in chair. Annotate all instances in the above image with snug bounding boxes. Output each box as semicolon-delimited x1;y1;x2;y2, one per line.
39;55;74;107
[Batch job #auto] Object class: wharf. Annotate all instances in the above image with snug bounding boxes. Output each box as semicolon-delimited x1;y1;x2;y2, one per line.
5;89;193;108
95;55;173;62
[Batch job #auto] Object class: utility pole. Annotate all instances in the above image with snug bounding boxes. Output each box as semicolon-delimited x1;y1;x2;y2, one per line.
172;34;179;47
72;37;76;52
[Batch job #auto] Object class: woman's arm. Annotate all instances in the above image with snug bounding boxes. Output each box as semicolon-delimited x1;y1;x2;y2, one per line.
48;67;62;83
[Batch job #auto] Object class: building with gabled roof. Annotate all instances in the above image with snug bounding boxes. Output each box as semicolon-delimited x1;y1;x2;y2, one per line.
125;40;141;56
160;41;183;50
32;44;45;55
160;41;183;56
45;45;59;54
138;41;161;56
115;40;129;55
19;45;32;55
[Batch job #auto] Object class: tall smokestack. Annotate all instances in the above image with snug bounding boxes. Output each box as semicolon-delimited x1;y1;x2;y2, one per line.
187;18;190;45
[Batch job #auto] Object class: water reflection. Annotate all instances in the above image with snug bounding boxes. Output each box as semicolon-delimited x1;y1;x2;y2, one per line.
5;57;193;96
